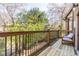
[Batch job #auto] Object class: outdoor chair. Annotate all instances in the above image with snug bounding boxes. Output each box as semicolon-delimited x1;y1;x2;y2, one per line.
62;32;74;45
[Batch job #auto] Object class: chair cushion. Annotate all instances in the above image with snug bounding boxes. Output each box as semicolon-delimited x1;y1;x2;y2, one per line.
63;37;72;41
64;33;74;38
67;33;74;38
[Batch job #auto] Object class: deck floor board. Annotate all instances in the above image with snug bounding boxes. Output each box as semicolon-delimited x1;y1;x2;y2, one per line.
38;39;76;56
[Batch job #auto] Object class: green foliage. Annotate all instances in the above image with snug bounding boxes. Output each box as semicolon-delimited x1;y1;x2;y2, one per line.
26;8;47;24
8;7;48;31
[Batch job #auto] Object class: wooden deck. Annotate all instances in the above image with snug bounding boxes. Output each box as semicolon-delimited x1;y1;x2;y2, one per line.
38;39;76;56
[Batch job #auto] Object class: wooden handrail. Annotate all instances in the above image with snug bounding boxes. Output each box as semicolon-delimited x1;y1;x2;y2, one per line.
0;30;60;56
0;30;59;37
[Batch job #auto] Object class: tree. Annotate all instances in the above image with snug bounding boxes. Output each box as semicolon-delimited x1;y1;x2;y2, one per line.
47;3;66;30
16;10;27;25
16;7;48;31
17;8;48;24
0;14;6;31
1;3;25;26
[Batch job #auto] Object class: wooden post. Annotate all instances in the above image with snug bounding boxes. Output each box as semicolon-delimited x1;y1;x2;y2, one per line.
72;8;75;46
77;11;79;50
58;30;60;38
66;18;70;34
48;30;50;45
72;9;74;32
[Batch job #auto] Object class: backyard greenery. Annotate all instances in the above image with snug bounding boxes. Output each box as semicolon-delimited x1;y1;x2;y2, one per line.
7;8;48;31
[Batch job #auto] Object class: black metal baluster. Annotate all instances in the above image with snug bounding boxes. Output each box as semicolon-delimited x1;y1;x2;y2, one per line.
36;33;37;52
33;33;35;52
34;33;36;53
21;35;23;55
19;35;21;56
29;33;31;55
28;34;30;56
25;34;27;56
22;35;24;55
15;35;18;56
20;35;22;56
5;37;7;56
30;33;33;55
28;33;30;55
10;36;12;55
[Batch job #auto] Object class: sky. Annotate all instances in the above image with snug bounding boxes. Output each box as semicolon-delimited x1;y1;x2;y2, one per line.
0;3;48;14
26;3;48;12
0;4;6;13
14;3;48;15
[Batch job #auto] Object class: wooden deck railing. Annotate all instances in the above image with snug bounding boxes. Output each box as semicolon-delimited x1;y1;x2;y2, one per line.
0;30;60;56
